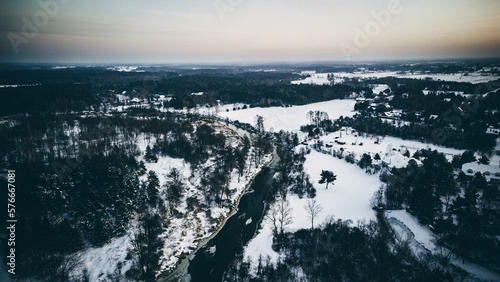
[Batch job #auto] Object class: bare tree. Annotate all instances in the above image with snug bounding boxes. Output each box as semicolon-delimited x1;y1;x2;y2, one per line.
304;199;323;229
370;185;386;210
307;110;314;125
129;212;163;281
265;203;280;236
265;199;293;237
278;199;293;235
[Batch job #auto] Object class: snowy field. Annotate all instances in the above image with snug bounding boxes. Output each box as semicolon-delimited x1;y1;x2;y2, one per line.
291;72;331;85
291;71;500;85
291;72;343;85
245;149;382;266
318;128;464;168
372;84;390;94
217;100;356;132
240;108;481;277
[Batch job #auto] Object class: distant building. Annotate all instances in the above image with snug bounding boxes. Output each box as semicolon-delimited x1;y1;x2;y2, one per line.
486;127;500;135
423;90;465;96
462;162;500;183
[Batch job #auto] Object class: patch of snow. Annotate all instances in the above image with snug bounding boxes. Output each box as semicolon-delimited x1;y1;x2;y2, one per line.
245;150;382;269
318;128;464;167
387;210;500;281
291;73;331;85
75;222;137;281
218;100;356;133
244;223;280;268
372;84;390;94
107;66;145;72
333;71;500;84
52;66;76;69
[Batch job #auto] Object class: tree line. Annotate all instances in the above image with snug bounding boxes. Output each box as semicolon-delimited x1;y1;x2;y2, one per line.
379;149;500;264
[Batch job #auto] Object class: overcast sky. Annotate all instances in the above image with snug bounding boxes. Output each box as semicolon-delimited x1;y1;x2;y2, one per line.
1;0;499;64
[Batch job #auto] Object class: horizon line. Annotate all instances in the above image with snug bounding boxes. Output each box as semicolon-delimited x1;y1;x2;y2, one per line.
2;57;500;67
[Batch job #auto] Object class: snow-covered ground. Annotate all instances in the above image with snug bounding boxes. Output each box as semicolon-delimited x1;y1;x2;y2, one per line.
372;84;390;94
218;100;356;133
76;227;137;281
334;71;500;84
245;142;499;280
245;149;382;267
291;71;500;85
387;210;500;281
0;84;40;88
291;72;332;85
318;128;464;168
106;66;145;72
73;123;272;280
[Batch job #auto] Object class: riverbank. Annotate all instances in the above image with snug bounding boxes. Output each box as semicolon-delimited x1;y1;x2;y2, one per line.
157;123;276;282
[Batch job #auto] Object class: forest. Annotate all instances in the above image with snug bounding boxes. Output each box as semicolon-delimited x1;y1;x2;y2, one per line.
380;149;500;265
1;63;499;281
0;110;273;281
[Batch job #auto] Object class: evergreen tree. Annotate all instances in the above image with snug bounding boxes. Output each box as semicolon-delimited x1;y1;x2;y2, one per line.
479;155;490;165
255;115;265;133
146;170;160;208
319;170;337;189
460;150;476;164
144;145;158;163
165;168;184;214
453;180;480;249
359;153;372;169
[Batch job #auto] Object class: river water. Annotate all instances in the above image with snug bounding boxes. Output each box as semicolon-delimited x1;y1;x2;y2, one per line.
187;162;276;282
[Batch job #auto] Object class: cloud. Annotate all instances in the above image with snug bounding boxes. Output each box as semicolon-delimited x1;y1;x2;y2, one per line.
146;9;165;16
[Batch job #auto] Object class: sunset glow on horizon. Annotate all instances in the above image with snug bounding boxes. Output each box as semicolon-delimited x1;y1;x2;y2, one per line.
1;0;499;64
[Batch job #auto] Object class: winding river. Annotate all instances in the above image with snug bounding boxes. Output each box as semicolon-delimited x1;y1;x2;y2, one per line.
157;121;280;282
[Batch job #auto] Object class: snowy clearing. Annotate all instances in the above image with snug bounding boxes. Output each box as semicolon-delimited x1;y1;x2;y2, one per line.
334;71;500;84
318;128;464;168
218;100;355;133
245;149;382;267
291;71;500;85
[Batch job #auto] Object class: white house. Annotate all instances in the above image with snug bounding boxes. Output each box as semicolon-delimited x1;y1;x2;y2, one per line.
486;127;500;135
462;162;500;183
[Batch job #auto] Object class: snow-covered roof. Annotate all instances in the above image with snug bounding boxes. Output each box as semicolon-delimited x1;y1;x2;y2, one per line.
486;127;500;135
462;162;500;181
